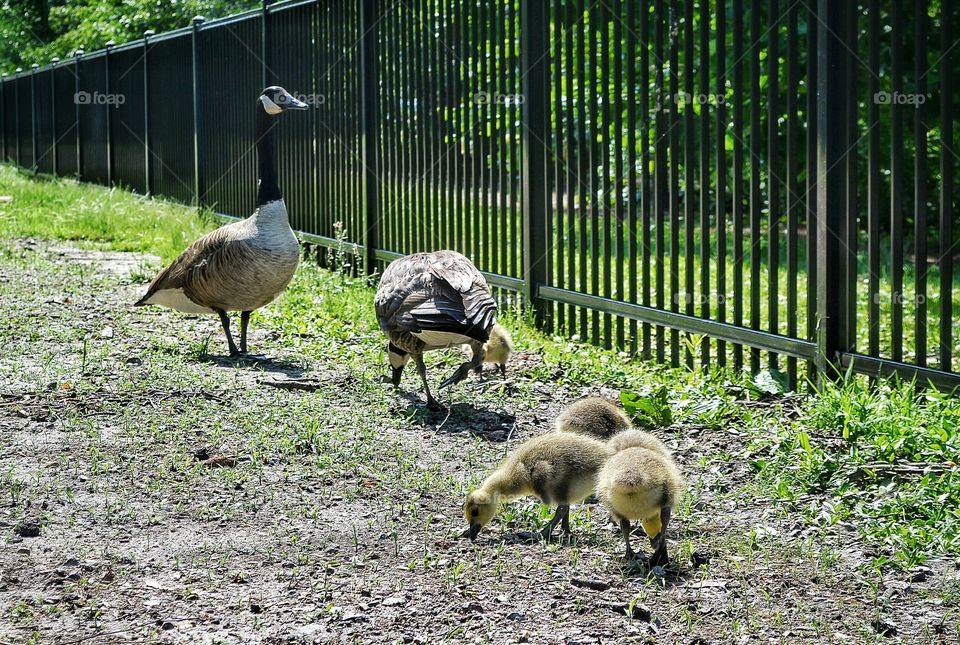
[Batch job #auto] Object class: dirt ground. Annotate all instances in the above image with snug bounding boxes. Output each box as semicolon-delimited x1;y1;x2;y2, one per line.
0;239;957;644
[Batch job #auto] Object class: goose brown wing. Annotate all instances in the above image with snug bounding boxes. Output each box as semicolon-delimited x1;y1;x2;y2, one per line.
134;225;235;305
374;251;497;343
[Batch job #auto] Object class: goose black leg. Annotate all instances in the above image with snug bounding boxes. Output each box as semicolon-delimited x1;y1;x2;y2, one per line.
414;354;442;411
499;363;506;378
648;506;672;567
239;311;252;354
216;309;240;356
620;518;636;561
540;505;570;542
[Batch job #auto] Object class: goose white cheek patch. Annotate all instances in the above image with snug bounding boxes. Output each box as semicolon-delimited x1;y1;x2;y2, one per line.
260;95;282;115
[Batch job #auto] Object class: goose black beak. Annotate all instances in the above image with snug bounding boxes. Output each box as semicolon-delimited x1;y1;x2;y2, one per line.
286;96;309;110
391;366;404;386
465;524;482;541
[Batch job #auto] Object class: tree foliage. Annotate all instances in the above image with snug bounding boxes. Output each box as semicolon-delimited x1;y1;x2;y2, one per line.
0;0;257;71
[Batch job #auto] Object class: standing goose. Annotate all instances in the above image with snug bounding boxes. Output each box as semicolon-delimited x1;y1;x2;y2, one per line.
135;86;308;356
375;250;497;410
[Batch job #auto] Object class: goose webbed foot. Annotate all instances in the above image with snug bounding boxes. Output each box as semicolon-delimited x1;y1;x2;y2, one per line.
425;396;445;412
539;505;570;542
440;362;473;389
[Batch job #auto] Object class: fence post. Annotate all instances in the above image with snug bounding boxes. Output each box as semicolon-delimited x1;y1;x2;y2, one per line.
191;16;205;207
520;0;550;323
262;0;272;87
51;58;58;175
105;41;114;186
815;0;853;380
144;30;153;195
359;0;380;274
1;73;5;162
30;64;38;173
75;50;83;179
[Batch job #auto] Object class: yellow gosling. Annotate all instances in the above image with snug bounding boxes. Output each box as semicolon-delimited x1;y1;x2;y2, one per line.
463;433;612;541
556;397;632;440
596;446;684;566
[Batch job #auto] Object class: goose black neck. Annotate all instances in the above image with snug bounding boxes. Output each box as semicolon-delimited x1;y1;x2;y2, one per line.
255;106;281;206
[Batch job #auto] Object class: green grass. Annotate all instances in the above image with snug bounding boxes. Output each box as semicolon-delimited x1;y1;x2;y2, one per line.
1;161;958;573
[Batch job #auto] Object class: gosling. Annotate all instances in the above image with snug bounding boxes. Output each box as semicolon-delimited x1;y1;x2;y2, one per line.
596;446;683;566
607;429;672;459
463;433;612;542
475;323;513;378
556;397;632;440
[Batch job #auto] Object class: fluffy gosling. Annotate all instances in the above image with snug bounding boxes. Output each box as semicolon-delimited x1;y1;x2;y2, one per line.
475;323;513;378
463;433;612;541
607;428;671;458
556;397;632;440
596;446;683;566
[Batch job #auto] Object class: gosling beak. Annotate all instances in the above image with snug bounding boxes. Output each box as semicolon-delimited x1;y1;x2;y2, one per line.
463;524;482;541
391;366;404;387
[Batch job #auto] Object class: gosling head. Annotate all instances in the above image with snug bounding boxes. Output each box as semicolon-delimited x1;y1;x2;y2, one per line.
387;342;410;386
259;86;309;115
463;489;499;540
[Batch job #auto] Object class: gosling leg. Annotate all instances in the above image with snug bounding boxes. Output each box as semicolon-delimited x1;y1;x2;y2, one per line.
440;342;485;389
649;506;672;567
216;309;240;356
540;504;569;542
415;355;442;411
620;518;636;561
239;311;252;354
499;362;506;378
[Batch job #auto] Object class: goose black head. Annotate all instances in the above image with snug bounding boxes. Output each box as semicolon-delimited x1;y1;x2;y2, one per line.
386;342;410;386
259;86;309;115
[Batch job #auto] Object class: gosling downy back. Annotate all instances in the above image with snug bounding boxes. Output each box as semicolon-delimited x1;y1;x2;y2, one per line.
556;397;632;440
607;429;671;458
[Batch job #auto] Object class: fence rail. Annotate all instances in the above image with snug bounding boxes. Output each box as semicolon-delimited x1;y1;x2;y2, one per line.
1;0;958;390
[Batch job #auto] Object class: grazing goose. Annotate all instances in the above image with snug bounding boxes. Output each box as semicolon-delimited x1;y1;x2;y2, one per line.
556;397;632;440
375;250;497;409
474;323;513;378
135;86;308;356
463;432;612;542
596;446;683;566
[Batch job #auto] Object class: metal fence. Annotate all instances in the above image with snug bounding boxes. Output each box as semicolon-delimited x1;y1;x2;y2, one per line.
1;0;958;390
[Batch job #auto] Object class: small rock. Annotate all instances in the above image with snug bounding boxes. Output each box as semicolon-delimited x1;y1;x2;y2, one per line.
161;621;175;631
908;567;932;583
14;522;40;538
382;595;407;607
506;612;526;622
872;619;897;637
125;357;142;365
17;547;30;555
250;600;265;614
100;327;114;339
690;550;710;568
461;601;484;614
571;577;610;591
202;455;237;468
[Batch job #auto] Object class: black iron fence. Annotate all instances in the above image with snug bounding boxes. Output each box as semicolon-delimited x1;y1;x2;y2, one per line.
1;0;958;390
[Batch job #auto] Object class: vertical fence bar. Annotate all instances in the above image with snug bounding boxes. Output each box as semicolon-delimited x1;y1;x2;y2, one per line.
30;64;38;173
521;0;549;321
682;0;695;368
104;42;113;186
360;0;380;273
1;74;5;162
748;2;762;373
890;1;904;362
14;68;21;167
715;0;727;366
786;1;799;388
844;3;858;355
767;0;779;370
867;0;881;366
654;0;666;362
144;30;153;195
941;0;954;372
50;60;58;174
75;51;83;179
639;0;651;357
732;0;744;370
805;12;817;382
816;0;852;378
668;0;680;366
191;17;204;206
698;0;710;365
914;1;928;366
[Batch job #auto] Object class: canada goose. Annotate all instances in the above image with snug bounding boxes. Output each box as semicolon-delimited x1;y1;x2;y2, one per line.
556;397;632;440
607;429;671;458
375;250;497;410
135;86;308;356
475;323;513;378
596;446;683;566
463;432;612;541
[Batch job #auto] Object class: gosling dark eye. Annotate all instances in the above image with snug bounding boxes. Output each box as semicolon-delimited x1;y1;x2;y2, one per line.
471;508;479;517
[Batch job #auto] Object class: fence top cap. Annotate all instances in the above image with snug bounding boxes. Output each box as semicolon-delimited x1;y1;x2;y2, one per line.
106;40;115;47
15;67;22;73
75;49;84;57
31;63;39;69
193;15;206;25
52;57;60;63
144;29;155;36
